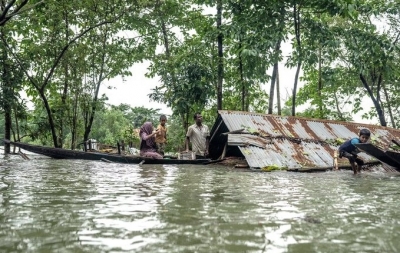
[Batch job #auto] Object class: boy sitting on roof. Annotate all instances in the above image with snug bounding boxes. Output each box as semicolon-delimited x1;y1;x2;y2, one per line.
338;128;371;175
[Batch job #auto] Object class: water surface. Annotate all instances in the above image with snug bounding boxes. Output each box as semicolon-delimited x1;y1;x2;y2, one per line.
1;154;400;252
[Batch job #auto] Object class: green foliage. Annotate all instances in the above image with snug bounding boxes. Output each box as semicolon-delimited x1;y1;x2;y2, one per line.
325;138;345;146
147;36;215;127
122;124;140;148
90;106;131;145
111;104;161;128
3;0;400;154
261;164;288;172
164;114;187;152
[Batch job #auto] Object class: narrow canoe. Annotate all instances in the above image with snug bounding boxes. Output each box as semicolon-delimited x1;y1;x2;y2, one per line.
355;143;400;169
4;139;211;165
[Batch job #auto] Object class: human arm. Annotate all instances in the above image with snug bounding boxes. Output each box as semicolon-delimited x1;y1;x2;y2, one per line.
141;129;159;141
185;136;190;152
185;127;192;152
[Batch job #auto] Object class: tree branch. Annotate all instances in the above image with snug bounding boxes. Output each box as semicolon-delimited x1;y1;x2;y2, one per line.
4;0;45;20
359;73;374;99
0;0;17;23
9;0;28;16
0;35;40;91
0;0;33;26
41;19;116;93
388;31;400;53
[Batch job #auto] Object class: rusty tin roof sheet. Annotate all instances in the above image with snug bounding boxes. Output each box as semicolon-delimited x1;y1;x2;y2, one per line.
217;110;400;169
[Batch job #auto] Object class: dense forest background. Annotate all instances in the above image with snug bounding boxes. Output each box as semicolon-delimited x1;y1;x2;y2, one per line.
1;0;400;153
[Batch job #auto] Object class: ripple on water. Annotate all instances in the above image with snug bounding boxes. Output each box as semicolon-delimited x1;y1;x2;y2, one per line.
1;158;400;252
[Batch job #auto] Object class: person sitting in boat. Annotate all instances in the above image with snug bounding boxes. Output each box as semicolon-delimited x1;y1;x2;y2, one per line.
185;112;210;159
155;115;167;156
139;122;163;159
338;128;371;175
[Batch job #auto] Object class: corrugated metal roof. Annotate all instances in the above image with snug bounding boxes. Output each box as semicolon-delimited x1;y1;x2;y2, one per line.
214;110;400;169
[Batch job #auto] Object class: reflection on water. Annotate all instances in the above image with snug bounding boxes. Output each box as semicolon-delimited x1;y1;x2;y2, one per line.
1;154;400;252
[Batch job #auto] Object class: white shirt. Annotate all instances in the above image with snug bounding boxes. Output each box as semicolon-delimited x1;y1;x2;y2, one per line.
186;124;210;156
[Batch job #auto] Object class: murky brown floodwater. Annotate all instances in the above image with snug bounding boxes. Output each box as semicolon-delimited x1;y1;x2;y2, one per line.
1;153;400;253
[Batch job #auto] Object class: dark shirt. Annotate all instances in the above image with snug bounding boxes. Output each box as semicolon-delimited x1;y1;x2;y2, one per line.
339;138;361;155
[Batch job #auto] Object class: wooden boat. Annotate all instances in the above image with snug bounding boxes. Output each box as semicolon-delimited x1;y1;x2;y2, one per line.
355;143;400;170
4;139;211;165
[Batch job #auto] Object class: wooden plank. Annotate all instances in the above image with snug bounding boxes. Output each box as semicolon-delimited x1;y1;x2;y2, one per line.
220;142;227;159
221;129;245;136
227;134;271;149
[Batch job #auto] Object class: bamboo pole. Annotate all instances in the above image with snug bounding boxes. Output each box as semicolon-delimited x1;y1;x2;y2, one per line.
333;150;338;170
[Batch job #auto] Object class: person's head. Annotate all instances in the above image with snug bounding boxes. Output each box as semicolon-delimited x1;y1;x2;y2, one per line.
194;112;202;125
359;128;371;143
140;122;154;135
159;115;167;126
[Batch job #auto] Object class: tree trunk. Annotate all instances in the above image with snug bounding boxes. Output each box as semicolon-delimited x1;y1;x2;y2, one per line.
70;77;79;150
268;63;278;114
318;44;323;118
359;73;386;126
83;32;107;141
13;107;20;142
268;39;281;115
161;19;170;57
1;27;11;153
70;70;77;149
383;85;395;128
276;65;281;115
291;4;301;116
59;10;70;148
275;4;285;116
216;0;223;110
334;92;344;121
3;92;11;153
39;90;60;147
239;41;245;111
292;61;302;116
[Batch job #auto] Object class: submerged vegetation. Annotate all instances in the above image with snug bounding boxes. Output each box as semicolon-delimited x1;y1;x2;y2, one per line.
1;0;400;152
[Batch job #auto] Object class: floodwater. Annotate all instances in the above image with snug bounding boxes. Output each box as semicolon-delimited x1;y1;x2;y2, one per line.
1;154;400;253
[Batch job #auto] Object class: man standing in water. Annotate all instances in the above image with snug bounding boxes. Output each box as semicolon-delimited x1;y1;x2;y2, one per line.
185;112;210;159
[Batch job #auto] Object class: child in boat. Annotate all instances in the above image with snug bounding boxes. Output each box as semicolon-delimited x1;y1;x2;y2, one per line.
338;128;371;174
155;115;167;156
139;122;163;159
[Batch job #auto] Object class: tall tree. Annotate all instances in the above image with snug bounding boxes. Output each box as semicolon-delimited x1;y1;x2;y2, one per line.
216;0;223;110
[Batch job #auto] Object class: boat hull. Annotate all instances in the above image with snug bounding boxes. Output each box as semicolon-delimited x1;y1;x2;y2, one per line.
355;143;400;170
4;140;210;165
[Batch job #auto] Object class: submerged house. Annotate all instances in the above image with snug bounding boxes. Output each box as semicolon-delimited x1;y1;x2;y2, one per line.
208;110;400;170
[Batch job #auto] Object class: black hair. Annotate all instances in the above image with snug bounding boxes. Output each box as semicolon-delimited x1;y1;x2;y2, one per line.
194;112;201;119
359;128;371;137
160;115;167;120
